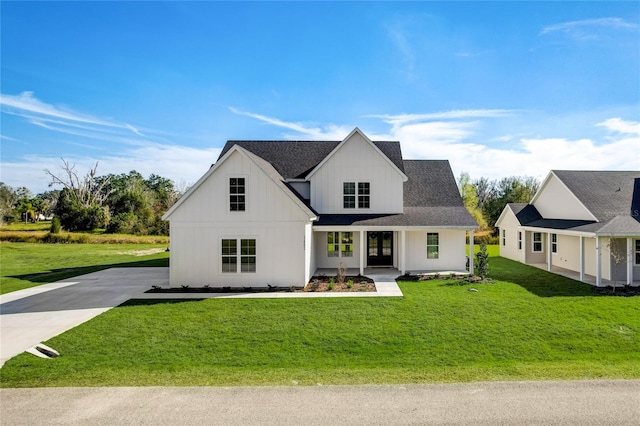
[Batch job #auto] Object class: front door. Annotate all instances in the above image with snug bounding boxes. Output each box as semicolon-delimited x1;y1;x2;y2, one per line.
367;231;393;266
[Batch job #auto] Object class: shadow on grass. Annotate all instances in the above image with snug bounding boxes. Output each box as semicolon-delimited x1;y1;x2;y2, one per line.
7;258;169;286
118;299;204;307
489;256;594;297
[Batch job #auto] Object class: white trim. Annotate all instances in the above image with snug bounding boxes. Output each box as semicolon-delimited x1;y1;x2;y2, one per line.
595;236;602;287
627;237;633;285
579;236;585;282
532;232;543;253
305;127;408;182
469;229;474;275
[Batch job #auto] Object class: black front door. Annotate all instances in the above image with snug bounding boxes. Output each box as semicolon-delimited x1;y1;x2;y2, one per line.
367;231;393;266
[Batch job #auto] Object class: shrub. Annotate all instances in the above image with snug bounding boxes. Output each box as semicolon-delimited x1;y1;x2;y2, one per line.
50;217;61;234
475;243;490;278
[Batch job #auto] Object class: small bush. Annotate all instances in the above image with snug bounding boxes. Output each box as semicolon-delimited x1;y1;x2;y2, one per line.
50;217;61;234
346;279;353;289
475;243;490;278
328;277;335;291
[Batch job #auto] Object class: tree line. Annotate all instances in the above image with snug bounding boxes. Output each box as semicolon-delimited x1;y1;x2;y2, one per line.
0;160;183;235
458;172;539;232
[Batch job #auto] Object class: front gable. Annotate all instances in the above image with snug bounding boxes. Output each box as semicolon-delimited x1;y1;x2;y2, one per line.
306;128;407;214
530;171;597;221
163;146;316;223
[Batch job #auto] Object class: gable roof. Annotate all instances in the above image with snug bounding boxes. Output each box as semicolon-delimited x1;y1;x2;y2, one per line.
500;171;640;235
532;170;640;222
162;145;317;220
218;139;405;180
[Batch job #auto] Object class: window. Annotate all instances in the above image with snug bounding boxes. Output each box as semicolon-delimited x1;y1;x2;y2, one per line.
230;178;245;211
427;233;439;259
241;239;256;273
502;229;506;246
532;232;543;252
328;232;353;257
343;182;370;209
551;234;558;253
221;239;237;273
635;240;640;265
358;182;370;208
222;238;255;273
343;183;355;209
518;231;522;250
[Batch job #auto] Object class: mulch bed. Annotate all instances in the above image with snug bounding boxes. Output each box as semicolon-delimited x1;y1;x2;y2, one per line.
302;275;376;292
593;286;640;296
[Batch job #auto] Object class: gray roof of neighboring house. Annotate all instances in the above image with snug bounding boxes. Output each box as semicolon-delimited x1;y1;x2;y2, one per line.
219;140;405;179
504;171;640;235
219;140;477;228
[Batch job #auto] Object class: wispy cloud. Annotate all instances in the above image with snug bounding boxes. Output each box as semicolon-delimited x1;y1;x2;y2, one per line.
0;91;145;141
596;118;640;135
229;107;352;140
540;17;639;40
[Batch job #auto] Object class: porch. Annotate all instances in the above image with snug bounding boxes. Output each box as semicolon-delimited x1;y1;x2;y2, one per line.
531;263;640;287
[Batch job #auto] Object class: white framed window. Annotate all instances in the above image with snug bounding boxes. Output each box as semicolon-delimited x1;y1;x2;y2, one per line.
222;238;256;273
427;232;439;259
532;232;543;252
344;182;370;209
343;183;355;209
635;239;640;266
551;233;558;253
502;229;506;246
229;177;246;211
328;232;353;257
518;231;522;250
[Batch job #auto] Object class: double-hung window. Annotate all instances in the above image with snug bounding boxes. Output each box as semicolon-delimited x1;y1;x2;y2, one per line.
635;240;640;265
551;234;558;253
502;229;506;246
532;232;543;252
518;231;522;250
327;232;353;257
222;238;256;273
230;178;245;211
343;182;370;209
427;233;439;259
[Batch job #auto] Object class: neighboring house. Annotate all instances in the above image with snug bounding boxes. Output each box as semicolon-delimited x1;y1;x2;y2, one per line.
495;170;640;286
162;128;478;288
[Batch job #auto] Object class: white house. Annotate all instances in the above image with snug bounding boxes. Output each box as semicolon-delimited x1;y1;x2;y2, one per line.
495;170;640;286
162;128;478;288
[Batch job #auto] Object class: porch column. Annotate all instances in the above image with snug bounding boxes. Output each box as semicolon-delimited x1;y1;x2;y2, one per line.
400;230;406;275
359;230;365;276
579;236;585;282
627;237;633;286
468;229;474;275
595;236;602;287
547;232;553;272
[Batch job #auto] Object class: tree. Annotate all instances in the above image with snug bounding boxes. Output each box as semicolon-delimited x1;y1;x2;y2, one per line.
0;183;19;225
479;176;539;231
475;243;490;278
457;172;488;229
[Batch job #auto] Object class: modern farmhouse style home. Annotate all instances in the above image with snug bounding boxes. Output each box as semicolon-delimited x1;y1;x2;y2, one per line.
163;128;478;288
495;170;640;286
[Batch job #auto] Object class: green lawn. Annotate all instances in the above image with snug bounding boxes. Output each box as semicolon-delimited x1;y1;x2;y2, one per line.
1;247;638;387
0;243;169;295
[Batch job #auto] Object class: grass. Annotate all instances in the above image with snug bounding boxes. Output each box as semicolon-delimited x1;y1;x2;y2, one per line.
0;242;169;295
1;248;638;387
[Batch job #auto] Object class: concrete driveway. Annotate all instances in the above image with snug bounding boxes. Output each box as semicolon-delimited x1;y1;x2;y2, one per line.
0;267;169;367
1;380;639;425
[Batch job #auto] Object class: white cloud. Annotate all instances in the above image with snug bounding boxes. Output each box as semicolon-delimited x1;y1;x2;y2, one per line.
540;17;639;40
596;118;640;135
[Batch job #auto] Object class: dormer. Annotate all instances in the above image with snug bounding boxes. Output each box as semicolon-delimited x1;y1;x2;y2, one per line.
305;128;407;214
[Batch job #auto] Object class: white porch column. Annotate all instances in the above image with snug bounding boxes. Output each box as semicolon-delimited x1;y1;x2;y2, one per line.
579;236;585;282
547;232;553;272
627;237;633;286
595;236;602;287
469;230;474;275
400;230;406;275
359;230;365;276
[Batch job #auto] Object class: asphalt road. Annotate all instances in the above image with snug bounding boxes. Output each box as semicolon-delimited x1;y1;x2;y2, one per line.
1;380;638;425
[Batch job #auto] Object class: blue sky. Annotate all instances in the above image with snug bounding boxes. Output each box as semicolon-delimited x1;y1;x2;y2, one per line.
1;1;639;193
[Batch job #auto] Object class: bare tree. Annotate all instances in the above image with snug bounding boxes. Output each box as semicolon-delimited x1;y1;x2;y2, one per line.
45;159;113;207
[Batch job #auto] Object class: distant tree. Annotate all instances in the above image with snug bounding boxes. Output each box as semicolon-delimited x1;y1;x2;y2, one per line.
0;183;19;225
50;216;61;234
480;176;539;232
458;172;488;229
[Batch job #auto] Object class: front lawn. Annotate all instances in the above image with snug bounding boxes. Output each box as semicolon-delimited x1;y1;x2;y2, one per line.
0;243;169;295
1;252;638;387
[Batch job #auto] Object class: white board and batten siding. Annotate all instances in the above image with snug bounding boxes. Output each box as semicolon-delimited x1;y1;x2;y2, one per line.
404;229;468;272
533;173;595;221
308;132;404;214
497;206;525;263
169;150;313;287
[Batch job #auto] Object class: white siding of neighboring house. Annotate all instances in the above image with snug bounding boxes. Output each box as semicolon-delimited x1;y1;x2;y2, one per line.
551;233;581;272
308;132;404;214
404;229;467;272
168;150;313;287
497;207;525;262
533;173;594;220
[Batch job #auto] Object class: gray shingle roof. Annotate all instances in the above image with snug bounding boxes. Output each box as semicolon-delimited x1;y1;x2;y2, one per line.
552;170;640;222
219;140;405;179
